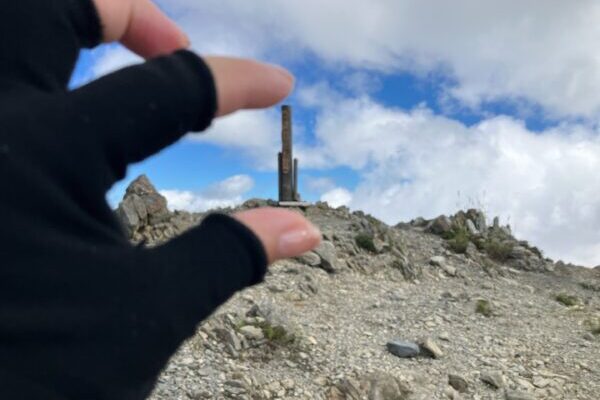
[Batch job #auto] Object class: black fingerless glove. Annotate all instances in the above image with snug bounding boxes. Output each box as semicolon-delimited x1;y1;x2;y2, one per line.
0;1;268;399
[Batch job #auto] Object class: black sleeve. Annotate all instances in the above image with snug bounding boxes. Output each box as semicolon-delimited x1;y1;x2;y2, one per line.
0;0;102;92
0;0;268;399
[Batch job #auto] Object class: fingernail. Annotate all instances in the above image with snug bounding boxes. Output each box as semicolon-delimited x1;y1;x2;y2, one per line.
278;223;321;258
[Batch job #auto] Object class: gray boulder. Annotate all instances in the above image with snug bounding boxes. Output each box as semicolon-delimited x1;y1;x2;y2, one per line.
314;241;339;273
296;251;321;267
426;215;453;235
117;194;147;231
116;175;170;233
466;219;480;236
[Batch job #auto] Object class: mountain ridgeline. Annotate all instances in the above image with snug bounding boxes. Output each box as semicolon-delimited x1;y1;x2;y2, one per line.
116;175;600;400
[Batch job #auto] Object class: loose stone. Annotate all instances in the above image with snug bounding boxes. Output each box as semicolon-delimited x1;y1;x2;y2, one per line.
505;389;535;400
386;340;420;358
448;374;469;393
480;371;505;389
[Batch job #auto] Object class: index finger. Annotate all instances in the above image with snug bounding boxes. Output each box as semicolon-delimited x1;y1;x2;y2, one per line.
93;0;189;58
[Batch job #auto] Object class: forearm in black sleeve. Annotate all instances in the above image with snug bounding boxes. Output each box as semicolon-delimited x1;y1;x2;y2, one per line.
0;0;101;92
0;0;270;398
67;49;217;177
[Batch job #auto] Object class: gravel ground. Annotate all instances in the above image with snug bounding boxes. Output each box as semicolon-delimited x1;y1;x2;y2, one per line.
140;203;600;400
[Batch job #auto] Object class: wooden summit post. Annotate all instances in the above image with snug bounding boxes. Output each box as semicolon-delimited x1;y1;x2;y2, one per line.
278;105;310;207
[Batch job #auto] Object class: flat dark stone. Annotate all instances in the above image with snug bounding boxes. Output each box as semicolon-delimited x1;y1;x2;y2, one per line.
386;340;420;358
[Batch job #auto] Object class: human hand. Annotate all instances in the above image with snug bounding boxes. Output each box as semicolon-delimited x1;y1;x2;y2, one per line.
0;0;319;398
91;0;322;262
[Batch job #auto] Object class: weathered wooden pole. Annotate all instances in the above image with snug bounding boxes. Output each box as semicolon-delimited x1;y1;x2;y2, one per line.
278;152;283;200
279;105;294;201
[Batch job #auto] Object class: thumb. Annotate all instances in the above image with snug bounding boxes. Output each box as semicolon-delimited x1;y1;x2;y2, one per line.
233;208;322;264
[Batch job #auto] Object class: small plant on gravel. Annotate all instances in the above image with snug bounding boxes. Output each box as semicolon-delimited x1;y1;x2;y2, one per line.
355;232;377;253
580;281;600;292
555;293;580;307
441;226;458;240
445;226;470;254
236;318;296;346
583;318;600;336
475;299;493;317
256;321;295;345
484;238;513;261
474;237;487;251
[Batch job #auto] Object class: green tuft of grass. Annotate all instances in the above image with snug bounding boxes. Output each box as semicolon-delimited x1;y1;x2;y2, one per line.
447;226;470;254
235;318;296;346
475;299;493;317
484;239;513;261
580;281;600;292
355;232;377;253
474;238;486;251
584;318;600;336
256;321;295;345
555;293;580;307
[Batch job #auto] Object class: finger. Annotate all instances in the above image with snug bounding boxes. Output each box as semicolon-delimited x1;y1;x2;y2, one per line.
204;57;295;117
120;0;190;58
93;0;189;58
66;52;294;193
67;51;217;192
1;0;103;91
233;208;322;264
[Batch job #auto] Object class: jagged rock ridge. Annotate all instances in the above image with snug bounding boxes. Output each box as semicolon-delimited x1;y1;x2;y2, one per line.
115;176;599;400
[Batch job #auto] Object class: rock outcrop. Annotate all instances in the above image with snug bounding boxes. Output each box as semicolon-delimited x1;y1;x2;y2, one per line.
116;175;169;232
116;175;201;245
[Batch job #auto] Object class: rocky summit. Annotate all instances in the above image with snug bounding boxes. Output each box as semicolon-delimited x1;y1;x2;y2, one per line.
117;176;600;400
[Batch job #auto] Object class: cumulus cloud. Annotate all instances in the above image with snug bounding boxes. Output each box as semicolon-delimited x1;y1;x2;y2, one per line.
160;175;254;212
321;188;353;209
305;177;337;193
88;1;600;266
187;109;282;170
295;86;600;266
91;1;600;119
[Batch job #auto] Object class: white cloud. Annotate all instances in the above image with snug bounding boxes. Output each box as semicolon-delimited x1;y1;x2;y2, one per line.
305;177;337;193
160;175;254;212
295;87;600;266
321;188;353;209
187;109;281;169
158;0;600;119
91;1;600;119
89;2;600;266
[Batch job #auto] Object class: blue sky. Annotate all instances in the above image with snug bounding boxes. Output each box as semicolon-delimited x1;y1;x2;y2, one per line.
72;46;548;204
76;1;600;267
